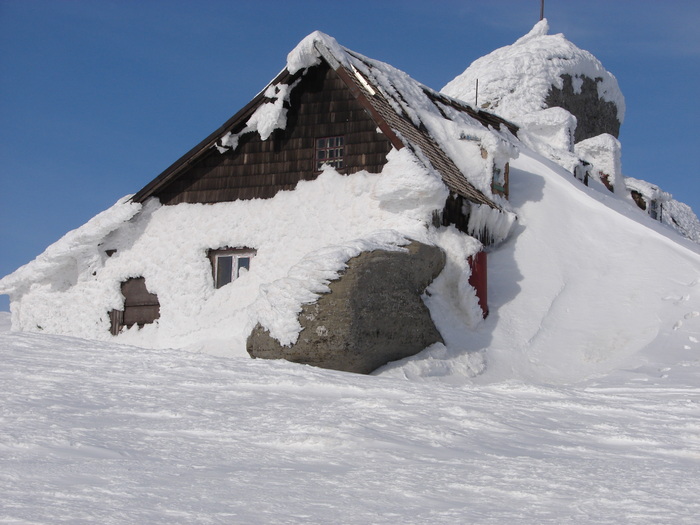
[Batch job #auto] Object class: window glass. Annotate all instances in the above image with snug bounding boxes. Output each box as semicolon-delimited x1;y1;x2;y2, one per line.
216;255;234;288
315;135;345;171
237;257;250;277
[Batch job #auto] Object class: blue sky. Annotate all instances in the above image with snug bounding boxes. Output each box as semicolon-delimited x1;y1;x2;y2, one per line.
1;0;699;311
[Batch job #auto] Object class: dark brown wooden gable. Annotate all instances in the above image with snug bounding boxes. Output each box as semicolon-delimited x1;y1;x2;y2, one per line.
150;63;393;205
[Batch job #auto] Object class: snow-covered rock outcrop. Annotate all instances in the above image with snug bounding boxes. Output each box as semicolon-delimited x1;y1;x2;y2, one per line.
442;18;624;141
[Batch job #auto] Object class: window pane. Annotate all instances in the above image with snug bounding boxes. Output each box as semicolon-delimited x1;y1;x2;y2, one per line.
236;257;250;277
216;256;233;288
315;136;345;171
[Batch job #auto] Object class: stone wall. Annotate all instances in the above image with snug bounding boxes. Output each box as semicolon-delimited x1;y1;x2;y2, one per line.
247;241;446;374
545;74;621;143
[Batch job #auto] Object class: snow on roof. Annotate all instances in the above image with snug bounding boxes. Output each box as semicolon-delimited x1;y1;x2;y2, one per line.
442;19;625;124
624;176;668;201
625;176;700;243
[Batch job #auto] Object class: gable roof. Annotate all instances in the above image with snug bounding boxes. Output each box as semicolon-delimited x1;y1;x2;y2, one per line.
132;32;518;209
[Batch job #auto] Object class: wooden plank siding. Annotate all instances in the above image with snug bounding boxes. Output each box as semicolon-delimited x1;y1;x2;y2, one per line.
109;277;160;335
153;64;393;205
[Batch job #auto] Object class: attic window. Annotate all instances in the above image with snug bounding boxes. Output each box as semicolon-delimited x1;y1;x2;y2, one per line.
208;248;256;289
316;136;344;171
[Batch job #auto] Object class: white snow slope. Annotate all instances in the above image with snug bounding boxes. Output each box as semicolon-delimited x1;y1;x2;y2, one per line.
2;148;699;523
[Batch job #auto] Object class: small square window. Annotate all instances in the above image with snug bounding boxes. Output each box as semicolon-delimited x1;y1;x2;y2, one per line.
315;135;345;171
208;248;256;289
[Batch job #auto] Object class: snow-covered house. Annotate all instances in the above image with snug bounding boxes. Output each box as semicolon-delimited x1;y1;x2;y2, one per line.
0;32;518;372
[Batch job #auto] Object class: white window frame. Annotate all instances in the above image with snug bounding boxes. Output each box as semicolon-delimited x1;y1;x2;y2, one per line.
208;248;256;289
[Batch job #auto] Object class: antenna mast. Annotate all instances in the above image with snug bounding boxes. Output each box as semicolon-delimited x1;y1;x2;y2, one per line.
540;0;545;20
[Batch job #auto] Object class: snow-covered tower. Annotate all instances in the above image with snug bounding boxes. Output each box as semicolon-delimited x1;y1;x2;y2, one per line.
442;19;625;144
443;19;626;195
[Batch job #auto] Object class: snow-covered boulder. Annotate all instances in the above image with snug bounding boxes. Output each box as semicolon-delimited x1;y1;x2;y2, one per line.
247;241;445;374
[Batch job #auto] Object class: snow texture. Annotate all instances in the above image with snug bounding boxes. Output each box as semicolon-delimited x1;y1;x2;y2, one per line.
0;196;141;299
574;133;625;196
515;107;579;172
442;21;700;244
1;271;699;524
442;19;625;123
660;198;700;243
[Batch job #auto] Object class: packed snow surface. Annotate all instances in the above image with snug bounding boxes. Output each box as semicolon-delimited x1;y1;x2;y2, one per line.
1;309;699;524
442;19;625;123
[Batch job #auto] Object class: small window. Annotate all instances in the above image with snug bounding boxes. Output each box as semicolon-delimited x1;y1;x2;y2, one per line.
631;190;647;211
649;199;661;221
491;163;509;199
208;248;256;289
315;136;344;170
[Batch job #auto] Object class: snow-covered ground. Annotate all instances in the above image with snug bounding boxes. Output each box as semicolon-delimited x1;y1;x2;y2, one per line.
1;312;699;524
2;147;699;523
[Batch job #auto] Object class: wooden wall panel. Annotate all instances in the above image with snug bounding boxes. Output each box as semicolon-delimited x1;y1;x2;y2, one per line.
109;277;160;335
155;64;393;205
